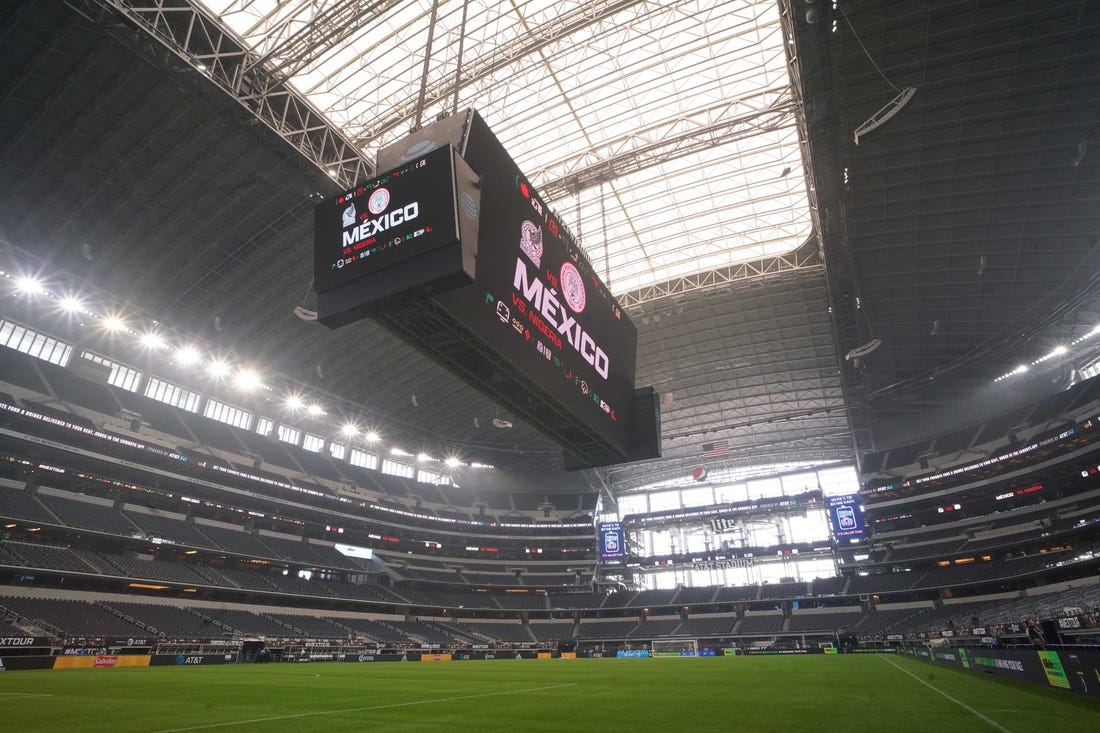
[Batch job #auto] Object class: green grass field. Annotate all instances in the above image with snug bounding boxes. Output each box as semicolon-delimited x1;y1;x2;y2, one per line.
1;654;1098;732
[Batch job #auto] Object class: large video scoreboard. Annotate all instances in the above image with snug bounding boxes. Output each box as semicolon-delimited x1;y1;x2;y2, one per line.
316;110;656;467
432;114;637;455
314;144;464;293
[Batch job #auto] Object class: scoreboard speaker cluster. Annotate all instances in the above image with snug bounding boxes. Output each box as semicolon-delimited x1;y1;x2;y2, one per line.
314;110;659;469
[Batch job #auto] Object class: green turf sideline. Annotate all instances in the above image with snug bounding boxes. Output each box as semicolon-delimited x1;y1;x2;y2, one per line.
152;683;578;733
880;653;1014;732
1;656;1097;733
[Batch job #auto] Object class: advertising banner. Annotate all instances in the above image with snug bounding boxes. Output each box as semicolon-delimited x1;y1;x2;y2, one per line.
598;521;626;562
0;655;55;671
53;655;151;670
0;637;48;648
827;494;866;540
149;654;230;667
340;653;404;663
1037;651;1071;689
902;646;1100;698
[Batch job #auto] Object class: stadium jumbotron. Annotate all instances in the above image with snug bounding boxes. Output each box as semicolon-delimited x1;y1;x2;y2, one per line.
1;0;1100;728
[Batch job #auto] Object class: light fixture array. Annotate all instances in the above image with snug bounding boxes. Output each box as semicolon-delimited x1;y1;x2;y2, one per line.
0;268;489;471
993;330;1100;383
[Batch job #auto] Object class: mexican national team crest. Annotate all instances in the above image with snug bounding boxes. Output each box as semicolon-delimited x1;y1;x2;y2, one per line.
559;261;586;313
341;203;356;227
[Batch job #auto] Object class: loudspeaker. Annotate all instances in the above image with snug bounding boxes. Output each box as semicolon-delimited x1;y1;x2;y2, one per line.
1041;619;1061;646
628;386;662;460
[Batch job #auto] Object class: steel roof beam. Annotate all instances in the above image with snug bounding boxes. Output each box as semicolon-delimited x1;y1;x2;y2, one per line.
347;0;649;145
618;242;821;308
246;0;404;85
539;94;798;200
73;0;372;187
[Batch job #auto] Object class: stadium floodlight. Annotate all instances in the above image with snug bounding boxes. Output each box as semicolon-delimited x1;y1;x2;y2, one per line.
417;453;436;462
1031;345;1068;366
365;431;380;442
285;395;305;410
174;346;201;366
1074;325;1100;345
444;457;462;468
307;403;324;416
340;423;359;437
59;296;84;313
140;332;165;350
207;359;231;378
102;314;126;332
14;275;44;295
391;447;411;457
234;368;262;392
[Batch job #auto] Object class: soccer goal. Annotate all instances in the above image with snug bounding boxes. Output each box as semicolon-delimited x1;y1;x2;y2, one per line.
651;639;697;656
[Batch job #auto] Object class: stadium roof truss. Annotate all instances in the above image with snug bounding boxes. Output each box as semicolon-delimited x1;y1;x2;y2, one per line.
92;0;814;301
3;0;853;484
15;0;1097;492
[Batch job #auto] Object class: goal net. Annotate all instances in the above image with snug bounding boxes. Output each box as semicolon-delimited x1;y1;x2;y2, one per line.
651;638;697;656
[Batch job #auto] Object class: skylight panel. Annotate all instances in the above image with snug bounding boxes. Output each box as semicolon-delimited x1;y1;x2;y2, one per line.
201;0;811;297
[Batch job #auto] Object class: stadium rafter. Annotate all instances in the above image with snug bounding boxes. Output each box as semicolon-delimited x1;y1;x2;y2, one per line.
70;0;373;187
536;88;798;200
200;0;813;294
618;241;821;308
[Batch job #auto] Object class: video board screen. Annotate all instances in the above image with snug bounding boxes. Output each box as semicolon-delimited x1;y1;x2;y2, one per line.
827;494;866;540
598;521;627;562
434;114;638;454
314;144;461;293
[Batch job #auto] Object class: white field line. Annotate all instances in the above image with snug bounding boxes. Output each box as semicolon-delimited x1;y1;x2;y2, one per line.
0;692;53;698
880;654;1014;733
152;682;577;733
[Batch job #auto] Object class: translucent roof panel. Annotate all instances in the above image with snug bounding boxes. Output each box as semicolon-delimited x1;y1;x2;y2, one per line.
202;0;811;296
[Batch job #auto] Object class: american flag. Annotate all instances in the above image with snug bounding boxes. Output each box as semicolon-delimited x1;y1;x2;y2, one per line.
701;440;729;458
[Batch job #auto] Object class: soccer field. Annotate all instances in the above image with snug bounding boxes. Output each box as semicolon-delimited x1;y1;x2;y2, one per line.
1;654;1098;733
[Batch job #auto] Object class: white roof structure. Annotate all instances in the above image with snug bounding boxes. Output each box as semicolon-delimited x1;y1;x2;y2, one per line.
201;0;811;296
